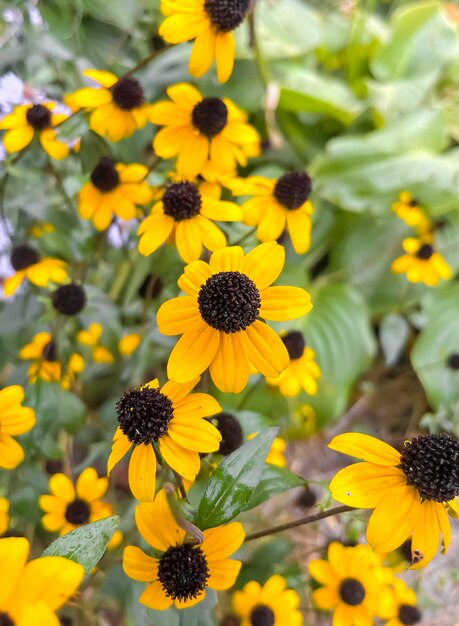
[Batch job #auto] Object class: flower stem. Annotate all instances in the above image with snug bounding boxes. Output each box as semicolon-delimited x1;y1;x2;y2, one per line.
121;47;169;79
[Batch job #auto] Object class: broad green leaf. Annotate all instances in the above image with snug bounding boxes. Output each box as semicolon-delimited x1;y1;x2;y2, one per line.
195;429;278;530
82;0;140;31
246;464;304;510
43;516;120;576
380;313;411;367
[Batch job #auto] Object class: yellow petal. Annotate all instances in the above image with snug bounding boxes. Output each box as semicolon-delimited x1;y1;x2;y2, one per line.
107;429;132;475
139;580;172;610
329;463;406;509
167;417;221;453
166;322;219;383
128;444;157;502
123;546;158;582
0;537;29;606
82;69;118;87
366;486;419;553
178;259;213;296
215;31;235;83
201;522;245;560
70;87;113;108
243;321;289;377
2;126;34;153
189;26;215;78
260;286;312;321
156;296;201;335
328;433;401;466
207;558;241;590
75;467;108;503
0;434;24;469
209;246;244;273
287;208;312;254
175;218;203;262
135;490;186;551
243;242;285;291
410;500;441;570
159;435;200;480
0;406;35;436
209;331;251;393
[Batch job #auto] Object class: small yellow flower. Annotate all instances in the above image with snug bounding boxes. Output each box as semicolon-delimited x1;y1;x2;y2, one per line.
383;578;422;626
65;70;154;142
0;498;9;535
231;172;314;254
159;0;250;83
0;536;84;624
123;489;244;609
3;244;67;297
77;323;114;364
108;377;221;501
157;242;312;393
150;83;260;179
328;432;459;569
309;542;394;626
0;102;69;159
233;575;303;626
138;177;241;263
248;433;287;468
266;331;321;397
391;237;452;286
30;222;55;238
79;158;152;231
119;333;142;356
391;192;431;235
0;386;35;469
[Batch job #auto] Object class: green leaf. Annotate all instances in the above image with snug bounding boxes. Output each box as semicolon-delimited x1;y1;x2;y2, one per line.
146;590;217;626
246;464;304;510
43;516;120;576
195;429;278;530
380;313;411;367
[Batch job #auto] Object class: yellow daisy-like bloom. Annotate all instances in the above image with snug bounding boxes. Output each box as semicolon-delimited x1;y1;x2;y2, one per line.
138;177;241;263
391;237;452;286
232;173;314;254
123;488;244;609
329;432;459;569
309;542;393;626
119;333;142;356
233;575;303;626
39;467;122;548
79;157;152;231
0;386;35;470
150;83;260;179
383;578;422;626
0;102;69;159
65;70;153;142
157;242;312;393
3;244;67;297
248;433;287;468
108;377;221;501
77;323;114;364
0;498;9;535
391;192;431;235
0;536;84;625
266;330;321;397
159;0;250;84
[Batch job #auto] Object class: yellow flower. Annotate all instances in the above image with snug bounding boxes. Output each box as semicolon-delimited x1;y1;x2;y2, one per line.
309;542;393;626
0;386;35;469
0;536;84;624
4;244;68;297
30;222;55;238
0;498;9;535
123;489;244;609
391;192;431;235
231;173;314;254
233;575;302;626
328;432;459;569
266;331;321;397
138;177;241;263
108;377;221;501
383;578;422;626
119;333;142;356
77;323;114;364
157;242;312;393
0;102;69;159
79;158;152;231
150;83;260;179
65;69;154;141
159;0;250;83
391;237;451;286
248;433;287;468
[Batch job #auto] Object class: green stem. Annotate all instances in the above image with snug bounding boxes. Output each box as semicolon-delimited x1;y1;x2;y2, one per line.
121;47;169;79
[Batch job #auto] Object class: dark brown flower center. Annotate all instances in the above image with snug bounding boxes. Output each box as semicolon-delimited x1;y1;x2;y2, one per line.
250;605;275;626
42;340;58;362
116;386;173;444
163;182;202;221
26;104;52;130
274;172;312;210
65;498;90;525
204;0;250;32
111;77;144;110
192;98;228;137
214;413;243;455
0;612;15;626
90;157;120;192
446;353;459;370
158;543;209;602
52;284;86;316
416;244;433;260
282;331;305;360
11;244;40;271
398;604;422;625
339;578;365;606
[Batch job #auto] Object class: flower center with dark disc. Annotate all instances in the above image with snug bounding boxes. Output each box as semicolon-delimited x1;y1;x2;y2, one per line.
398;604;422;625
90;157;120;192
274;172;312;210
446;353;459;370
158;543;209;601
116;386;173;444
204;0;250;32
282;331;305;360
198;271;260;333
416;244;433;260
163;182;202;221
42;340;58;362
10;244;40;271
26;104;52;130
400;434;459;502
0;612;15;626
408;198;418;207
250;605;275;626
339;578;366;606
111;77;144;110
65;498;91;525
214;413;243;455
52;284;86;316
192;98;228;137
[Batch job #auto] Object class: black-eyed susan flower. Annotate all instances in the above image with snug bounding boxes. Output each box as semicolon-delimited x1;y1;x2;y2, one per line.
232;574;303;626
328;432;459;569
0;102;69;159
248;433;287;468
77;323;114;364
65;70;153;142
0;536;84;624
391;192;431;235
157;242;312;393
159;0;250;83
150;83;260;179
39;467;122;548
138;177;241;262
383;578;422;626
123;488;244;609
309;542;393;626
391;237;452;286
232;172;314;254
108;378;221;501
52;283;86;316
79;157;152;231
0;385;35;469
266;331;321;397
0;498;9;535
119;333;141;356
3;244;68;297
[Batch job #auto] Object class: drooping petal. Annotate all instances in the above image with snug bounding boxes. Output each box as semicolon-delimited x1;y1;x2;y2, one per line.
209;331;251;393
159;435;200;480
243;321;289;377
139;580;173;611
128;444;157;502
189;26;216;78
107;429;132;475
410;500;441;570
166;322;219;383
215;31;235;83
175;218;203;263
135;490;186;551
